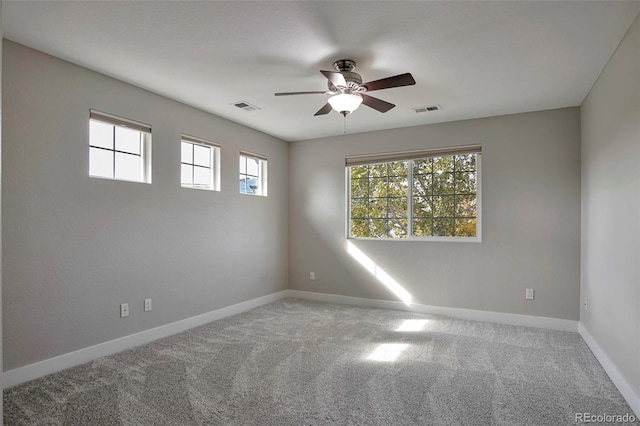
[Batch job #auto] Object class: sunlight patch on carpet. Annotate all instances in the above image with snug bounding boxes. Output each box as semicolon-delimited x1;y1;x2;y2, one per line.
396;319;430;332
366;343;409;362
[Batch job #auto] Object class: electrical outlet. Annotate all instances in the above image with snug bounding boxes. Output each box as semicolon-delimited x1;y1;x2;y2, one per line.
120;303;129;318
144;298;152;312
525;288;534;300
310;272;315;281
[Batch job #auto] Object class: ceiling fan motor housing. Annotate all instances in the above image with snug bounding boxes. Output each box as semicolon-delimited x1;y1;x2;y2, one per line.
329;59;363;92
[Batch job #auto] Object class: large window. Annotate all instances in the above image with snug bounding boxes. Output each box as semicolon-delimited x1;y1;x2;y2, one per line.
89;110;152;183
347;146;481;240
239;152;267;196
181;135;220;190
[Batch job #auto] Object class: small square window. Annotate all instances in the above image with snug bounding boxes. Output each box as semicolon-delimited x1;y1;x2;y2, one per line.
180;135;220;191
89;110;151;183
239;152;267;196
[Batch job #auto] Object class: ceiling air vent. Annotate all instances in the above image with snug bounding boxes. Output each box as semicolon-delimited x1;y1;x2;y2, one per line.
413;105;441;113
232;101;261;112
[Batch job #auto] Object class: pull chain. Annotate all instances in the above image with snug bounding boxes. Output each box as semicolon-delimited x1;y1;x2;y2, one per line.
343;114;347;134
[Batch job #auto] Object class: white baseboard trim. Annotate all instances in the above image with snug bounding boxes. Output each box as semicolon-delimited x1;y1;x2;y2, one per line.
287;290;578;332
579;324;640;418
1;289;581;389
2;290;290;389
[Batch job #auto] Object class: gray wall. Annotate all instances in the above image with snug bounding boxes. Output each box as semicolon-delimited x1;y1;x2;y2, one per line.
289;108;581;320
580;14;640;400
2;41;288;371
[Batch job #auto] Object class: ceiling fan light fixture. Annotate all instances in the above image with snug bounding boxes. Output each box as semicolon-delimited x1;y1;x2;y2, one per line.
328;94;363;116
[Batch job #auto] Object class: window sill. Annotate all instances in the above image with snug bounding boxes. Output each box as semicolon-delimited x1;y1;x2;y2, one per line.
89;175;151;184
347;236;482;243
181;185;218;192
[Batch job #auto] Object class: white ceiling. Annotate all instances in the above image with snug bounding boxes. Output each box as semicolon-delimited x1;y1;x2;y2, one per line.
3;1;639;142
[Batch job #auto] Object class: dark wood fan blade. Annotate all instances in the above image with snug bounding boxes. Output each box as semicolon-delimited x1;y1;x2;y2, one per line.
275;91;329;96
320;70;348;88
314;103;333;116
361;73;416;92
360;93;395;113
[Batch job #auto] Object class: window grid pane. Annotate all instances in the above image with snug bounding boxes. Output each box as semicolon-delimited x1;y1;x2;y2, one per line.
193;144;211;167
114;152;143;181
193;166;211;188
181;142;193;163
89;147;114;178
90;120;114;149
348;161;408;238
181;163;194;186
115;127;141;154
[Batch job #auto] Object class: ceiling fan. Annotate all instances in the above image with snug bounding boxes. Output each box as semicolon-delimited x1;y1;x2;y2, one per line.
275;59;416;116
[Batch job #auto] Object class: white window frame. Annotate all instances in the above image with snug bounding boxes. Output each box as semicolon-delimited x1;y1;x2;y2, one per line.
239;151;268;196
89;109;152;183
346;145;482;242
180;134;220;191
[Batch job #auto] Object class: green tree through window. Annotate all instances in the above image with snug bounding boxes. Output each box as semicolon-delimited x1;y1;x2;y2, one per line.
348;153;479;239
350;161;409;238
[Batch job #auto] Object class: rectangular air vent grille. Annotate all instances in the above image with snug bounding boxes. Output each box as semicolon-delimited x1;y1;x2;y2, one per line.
232;101;261;112
413;105;441;113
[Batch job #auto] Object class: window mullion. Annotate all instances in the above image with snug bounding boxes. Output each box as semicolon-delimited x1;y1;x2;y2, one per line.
112;125;116;178
367;168;371;237
430;164;434;236
212;148;216;189
408;160;413;239
386;166;390;237
191;144;195;187
138;133;143;182
453;156;457;236
347;169;351;238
